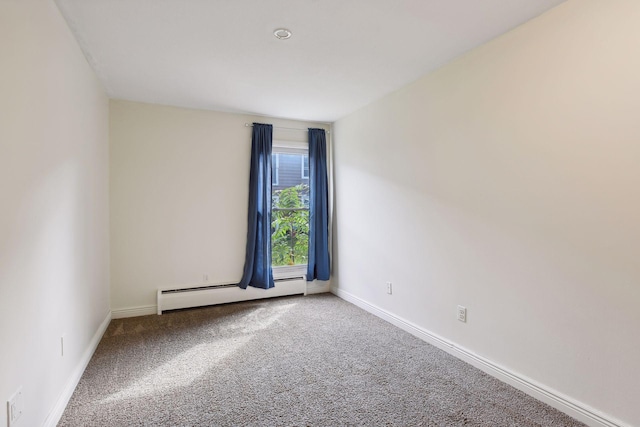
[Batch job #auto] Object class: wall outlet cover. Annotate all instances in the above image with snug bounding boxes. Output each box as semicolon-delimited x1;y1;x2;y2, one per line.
457;305;467;323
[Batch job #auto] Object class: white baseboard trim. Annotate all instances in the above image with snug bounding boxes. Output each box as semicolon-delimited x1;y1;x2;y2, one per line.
331;287;629;427
43;310;111;427
112;305;157;319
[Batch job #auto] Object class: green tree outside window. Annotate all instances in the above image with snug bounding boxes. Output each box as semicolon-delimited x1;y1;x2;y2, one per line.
272;184;309;266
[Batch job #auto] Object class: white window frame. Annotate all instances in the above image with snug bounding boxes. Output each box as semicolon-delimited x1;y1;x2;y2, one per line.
273;153;280;186
273;140;307;151
272;140;309;277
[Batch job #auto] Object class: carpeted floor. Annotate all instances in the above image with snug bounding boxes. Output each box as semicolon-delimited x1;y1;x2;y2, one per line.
59;294;585;426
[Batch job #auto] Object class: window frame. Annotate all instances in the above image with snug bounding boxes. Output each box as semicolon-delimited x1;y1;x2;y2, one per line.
272;140;309;277
272;153;279;186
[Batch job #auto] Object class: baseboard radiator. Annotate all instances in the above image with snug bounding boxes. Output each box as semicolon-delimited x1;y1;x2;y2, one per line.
157;276;307;314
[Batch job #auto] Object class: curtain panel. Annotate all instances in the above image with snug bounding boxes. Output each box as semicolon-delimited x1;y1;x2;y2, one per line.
307;128;331;281
238;123;275;289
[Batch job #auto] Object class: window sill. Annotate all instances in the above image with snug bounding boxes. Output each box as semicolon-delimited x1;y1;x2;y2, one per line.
273;264;307;280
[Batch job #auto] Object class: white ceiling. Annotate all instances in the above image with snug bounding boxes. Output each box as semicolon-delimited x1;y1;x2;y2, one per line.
55;0;565;123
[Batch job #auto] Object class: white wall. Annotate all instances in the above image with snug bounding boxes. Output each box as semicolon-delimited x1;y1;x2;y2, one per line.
0;0;110;426
110;100;329;314
332;1;639;425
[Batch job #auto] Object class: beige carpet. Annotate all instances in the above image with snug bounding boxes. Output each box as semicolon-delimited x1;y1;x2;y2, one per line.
59;294;585;426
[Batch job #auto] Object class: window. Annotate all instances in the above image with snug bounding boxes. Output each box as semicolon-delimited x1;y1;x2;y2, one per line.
272;142;309;270
301;155;309;179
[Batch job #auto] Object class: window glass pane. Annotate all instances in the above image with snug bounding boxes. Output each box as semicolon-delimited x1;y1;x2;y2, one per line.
272;147;309;267
272;152;308;207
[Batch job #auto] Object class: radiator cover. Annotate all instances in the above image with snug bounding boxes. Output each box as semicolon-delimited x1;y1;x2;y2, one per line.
157;276;307;314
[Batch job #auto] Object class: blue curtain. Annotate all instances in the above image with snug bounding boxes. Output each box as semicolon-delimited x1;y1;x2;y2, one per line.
239;123;275;289
307;128;330;281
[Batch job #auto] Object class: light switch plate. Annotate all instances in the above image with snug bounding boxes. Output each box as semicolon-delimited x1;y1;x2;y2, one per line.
7;387;23;426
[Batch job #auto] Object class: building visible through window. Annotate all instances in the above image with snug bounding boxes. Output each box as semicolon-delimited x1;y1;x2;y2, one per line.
302;155;309;179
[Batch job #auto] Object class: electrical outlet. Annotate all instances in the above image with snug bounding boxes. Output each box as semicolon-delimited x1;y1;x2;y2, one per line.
457;305;467;323
7;388;23;426
61;335;65;357
386;282;392;295
203;274;209;282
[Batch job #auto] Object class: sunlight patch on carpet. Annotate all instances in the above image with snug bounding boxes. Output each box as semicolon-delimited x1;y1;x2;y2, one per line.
101;336;251;403
101;303;296;403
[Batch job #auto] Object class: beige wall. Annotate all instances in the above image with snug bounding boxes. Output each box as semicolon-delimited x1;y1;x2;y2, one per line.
109;100;329;314
332;1;640;425
0;0;110;425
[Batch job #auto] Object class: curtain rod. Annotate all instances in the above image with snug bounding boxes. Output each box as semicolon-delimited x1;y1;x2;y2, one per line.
244;123;330;134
